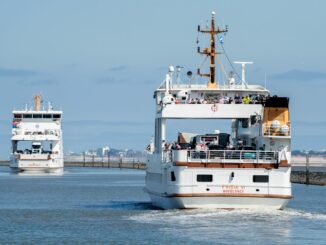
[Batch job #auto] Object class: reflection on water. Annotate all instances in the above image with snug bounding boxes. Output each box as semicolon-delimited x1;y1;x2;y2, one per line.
82;201;156;210
0;166;325;244
14;171;64;177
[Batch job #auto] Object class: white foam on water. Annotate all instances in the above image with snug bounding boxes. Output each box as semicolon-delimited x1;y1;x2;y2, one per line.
129;207;326;225
128;208;326;244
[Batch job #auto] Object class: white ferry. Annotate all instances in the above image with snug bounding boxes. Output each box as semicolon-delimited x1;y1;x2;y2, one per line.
10;95;64;173
145;12;292;209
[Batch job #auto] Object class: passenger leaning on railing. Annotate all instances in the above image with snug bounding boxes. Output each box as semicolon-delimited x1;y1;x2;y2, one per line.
234;94;242;104
242;96;251;104
195;141;207;151
171;141;181;150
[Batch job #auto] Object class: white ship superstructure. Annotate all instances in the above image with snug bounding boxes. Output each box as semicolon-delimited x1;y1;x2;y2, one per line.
145;13;292;209
10;95;64;173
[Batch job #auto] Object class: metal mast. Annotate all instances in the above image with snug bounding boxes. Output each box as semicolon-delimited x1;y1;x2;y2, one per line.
197;12;228;88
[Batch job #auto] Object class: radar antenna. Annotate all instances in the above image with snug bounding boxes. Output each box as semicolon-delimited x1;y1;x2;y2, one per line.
197;11;228;88
234;61;253;89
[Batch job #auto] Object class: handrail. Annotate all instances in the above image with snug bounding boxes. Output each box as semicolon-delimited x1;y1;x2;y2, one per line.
184;150;278;163
264;123;291;137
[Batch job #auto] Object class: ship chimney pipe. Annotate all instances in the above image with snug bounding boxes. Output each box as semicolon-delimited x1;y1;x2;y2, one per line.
33;95;41;111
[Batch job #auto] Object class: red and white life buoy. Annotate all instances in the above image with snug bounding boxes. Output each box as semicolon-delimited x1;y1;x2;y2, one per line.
211;104;218;112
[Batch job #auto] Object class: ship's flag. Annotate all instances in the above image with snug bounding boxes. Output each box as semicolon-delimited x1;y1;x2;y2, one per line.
219;36;224;44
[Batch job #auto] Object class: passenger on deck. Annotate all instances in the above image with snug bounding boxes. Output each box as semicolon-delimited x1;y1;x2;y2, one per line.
223;94;230;104
226;142;234;150
195;141;207;152
249;95;253;104
234;94;240;104
219;96;224;104
162;140;167;151
172;141;181;150
243;96;250;104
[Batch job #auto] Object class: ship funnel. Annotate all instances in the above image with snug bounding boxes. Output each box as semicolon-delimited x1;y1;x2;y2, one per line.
33;94;42;111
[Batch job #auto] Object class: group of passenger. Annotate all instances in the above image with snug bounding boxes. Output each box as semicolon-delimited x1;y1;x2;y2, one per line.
163;139;235;152
176;94;266;105
14;149;52;154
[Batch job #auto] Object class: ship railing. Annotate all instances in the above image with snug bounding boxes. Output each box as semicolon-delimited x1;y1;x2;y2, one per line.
264;123;291;137
171;150;278;164
162;151;173;163
12;152;61;160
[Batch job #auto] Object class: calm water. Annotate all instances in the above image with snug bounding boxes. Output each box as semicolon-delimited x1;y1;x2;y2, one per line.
0;167;325;245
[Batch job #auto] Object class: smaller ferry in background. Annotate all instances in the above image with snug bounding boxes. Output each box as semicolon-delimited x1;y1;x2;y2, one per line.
10;95;64;173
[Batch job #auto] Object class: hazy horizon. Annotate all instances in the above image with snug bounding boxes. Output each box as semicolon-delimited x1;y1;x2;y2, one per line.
1;0;326;158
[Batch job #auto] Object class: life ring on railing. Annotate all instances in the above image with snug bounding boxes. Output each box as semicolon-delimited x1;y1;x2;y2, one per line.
211;104;218;112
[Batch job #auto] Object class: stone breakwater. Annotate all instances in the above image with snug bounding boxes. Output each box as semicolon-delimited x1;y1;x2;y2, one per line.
64;161;147;169
291;171;326;186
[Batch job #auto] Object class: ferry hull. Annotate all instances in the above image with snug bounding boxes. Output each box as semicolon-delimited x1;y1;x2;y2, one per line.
149;193;290;210
10;158;64;174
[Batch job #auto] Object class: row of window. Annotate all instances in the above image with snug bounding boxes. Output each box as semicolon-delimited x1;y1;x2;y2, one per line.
14;114;61;119
170;172;269;183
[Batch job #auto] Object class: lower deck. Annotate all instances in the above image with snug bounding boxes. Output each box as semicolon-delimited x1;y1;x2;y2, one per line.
10;154;64;173
145;158;292;209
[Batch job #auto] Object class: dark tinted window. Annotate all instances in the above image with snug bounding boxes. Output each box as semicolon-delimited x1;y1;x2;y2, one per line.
43;114;52;118
53;114;61;119
253;175;269;183
197;175;213;182
23;114;32;118
33;114;42;118
14;114;22;119
171;171;176;182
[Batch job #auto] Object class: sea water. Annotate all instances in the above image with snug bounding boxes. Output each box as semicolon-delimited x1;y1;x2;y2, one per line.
0;166;325;244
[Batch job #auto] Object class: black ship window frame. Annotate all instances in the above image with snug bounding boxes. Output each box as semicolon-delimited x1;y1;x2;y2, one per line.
253;175;269;183
32;114;42;118
171;171;176;182
53;114;61;119
197;174;213;182
43;114;52;119
23;114;32;118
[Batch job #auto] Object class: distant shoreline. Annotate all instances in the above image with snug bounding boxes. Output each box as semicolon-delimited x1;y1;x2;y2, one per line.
1;160;325;186
0;160;146;170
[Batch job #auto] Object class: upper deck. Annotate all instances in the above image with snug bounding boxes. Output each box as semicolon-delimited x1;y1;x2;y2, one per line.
12;96;63;141
12;110;63;121
155;77;269;119
156;83;269;93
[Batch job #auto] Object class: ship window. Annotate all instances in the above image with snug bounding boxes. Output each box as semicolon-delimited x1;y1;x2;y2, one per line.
14;114;22;119
53;114;61;119
197;174;213;182
171;171;176;182
253;175;269;183
33;114;42;118
43;114;52;118
23;114;32;118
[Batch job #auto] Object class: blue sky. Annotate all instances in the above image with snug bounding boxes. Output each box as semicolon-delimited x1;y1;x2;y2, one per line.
0;0;325;158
